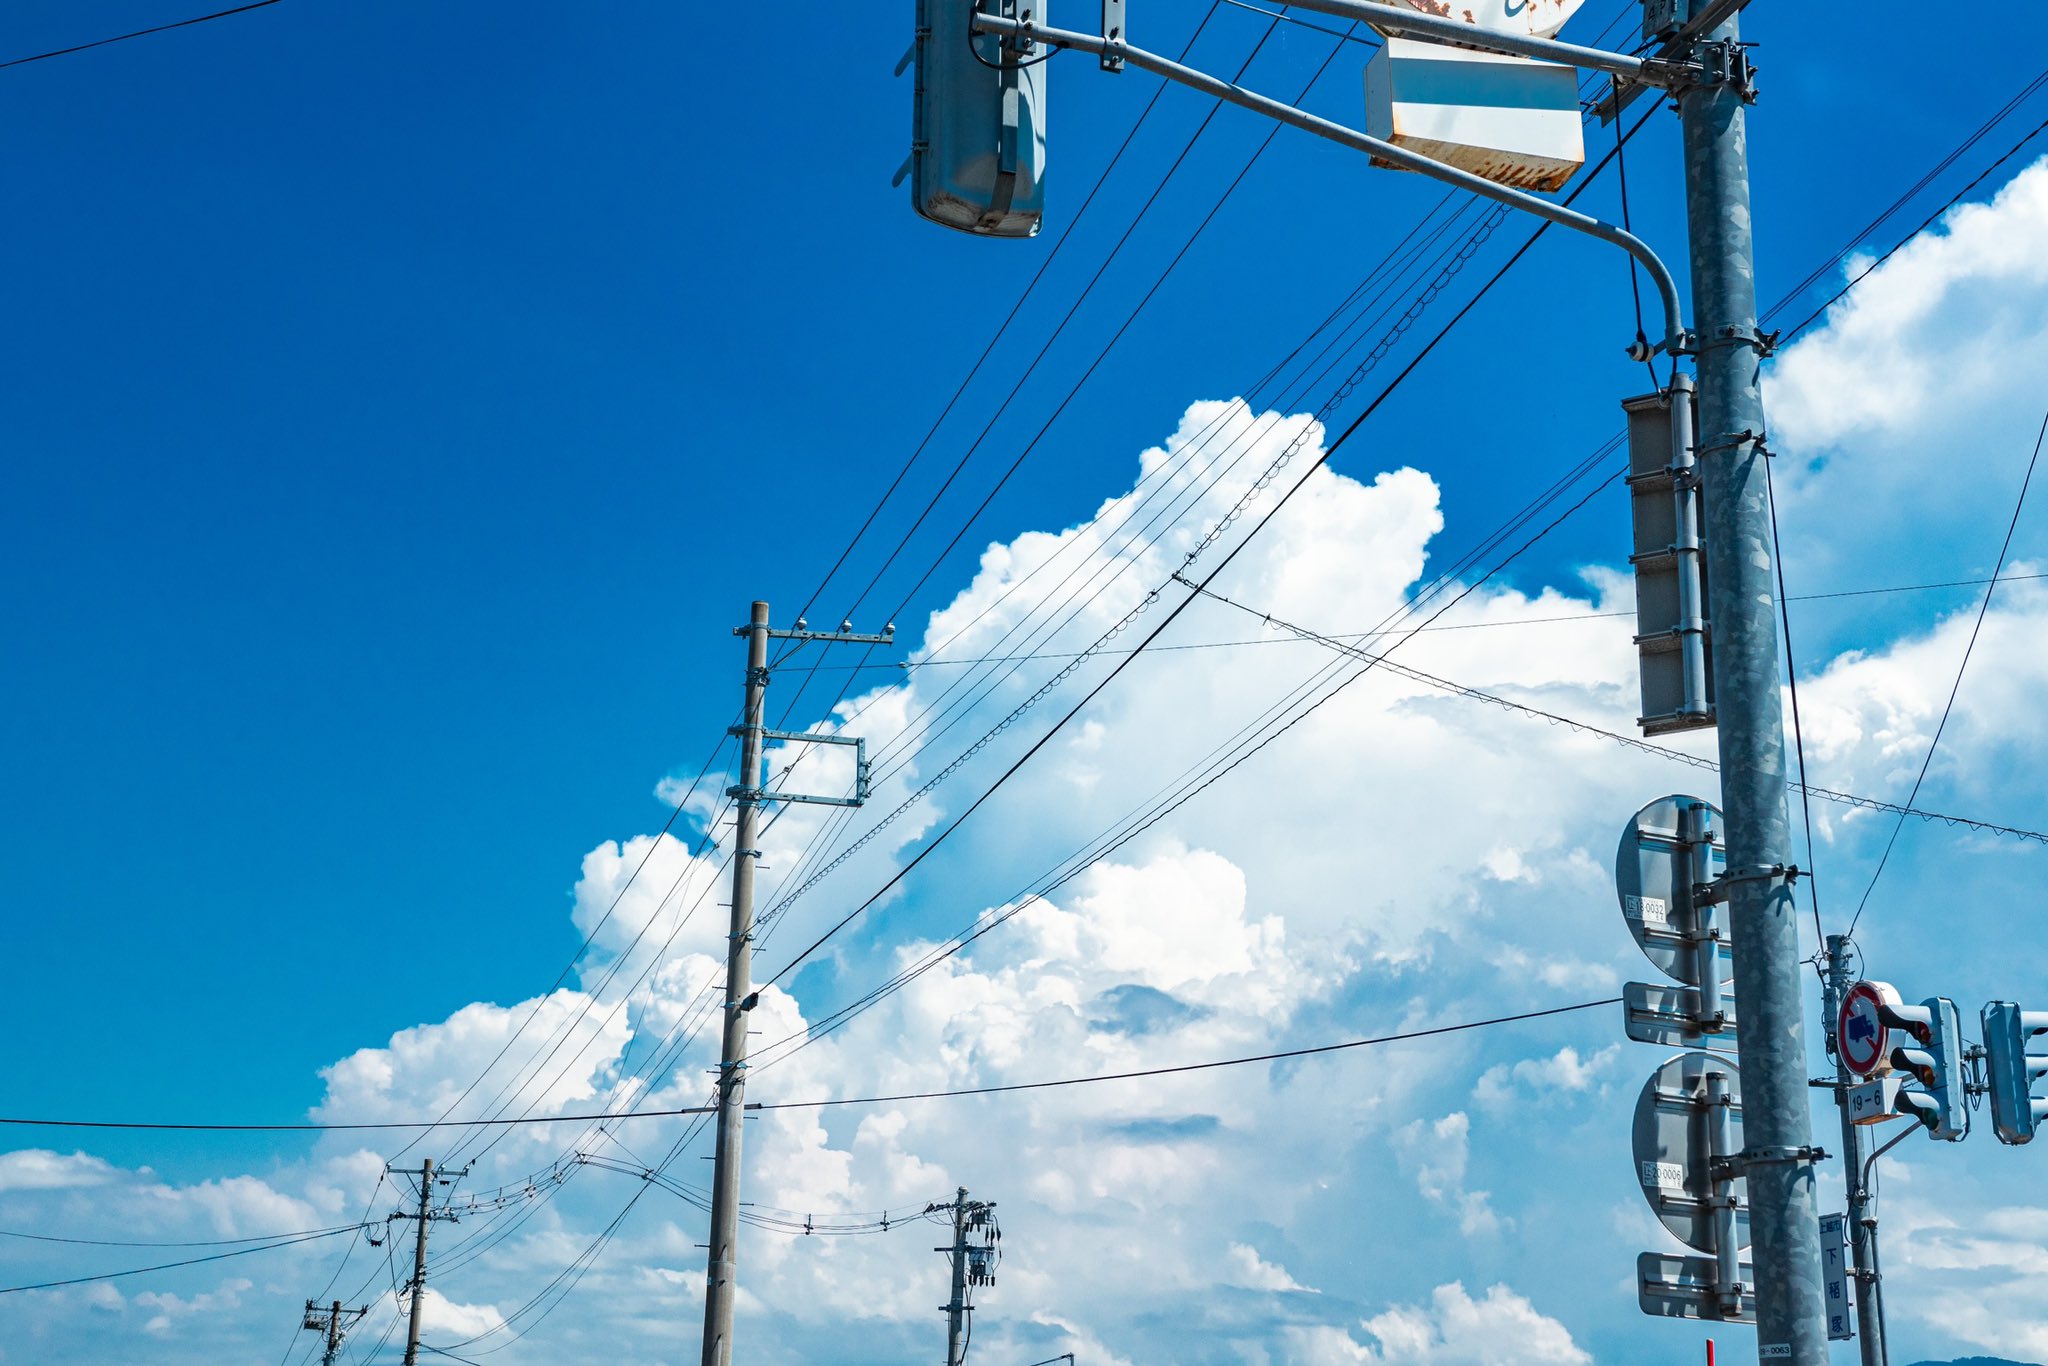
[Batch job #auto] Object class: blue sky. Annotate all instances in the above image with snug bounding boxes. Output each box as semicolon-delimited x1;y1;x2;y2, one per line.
2;2;2046;1363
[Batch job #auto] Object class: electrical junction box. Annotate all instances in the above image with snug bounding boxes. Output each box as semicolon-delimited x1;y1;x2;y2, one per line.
1643;0;1696;44
1363;37;1585;193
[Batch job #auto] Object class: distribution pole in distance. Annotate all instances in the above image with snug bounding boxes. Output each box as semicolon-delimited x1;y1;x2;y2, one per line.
937;1187;1000;1366
701;602;889;1366
1669;6;1829;1362
300;1298;368;1366
388;1156;469;1366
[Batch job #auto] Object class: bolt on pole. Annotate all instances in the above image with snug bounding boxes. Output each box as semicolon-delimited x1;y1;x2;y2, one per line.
701;600;771;1366
1673;10;1829;1363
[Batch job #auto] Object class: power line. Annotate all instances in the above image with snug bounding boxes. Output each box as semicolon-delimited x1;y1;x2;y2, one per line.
0;0;284;70
745;447;1635;1073
784;4;1231;638
734;571;2048;675
1847;397;2048;935
0;1104;717;1133
0;1000;1614;1136
1181;582;2048;846
1776;109;2048;344
760;99;1666;987
0;1225;360;1296
0;1222;365;1249
752;998;1619;1111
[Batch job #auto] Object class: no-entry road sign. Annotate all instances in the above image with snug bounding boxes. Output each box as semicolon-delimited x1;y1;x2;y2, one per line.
1838;980;1900;1078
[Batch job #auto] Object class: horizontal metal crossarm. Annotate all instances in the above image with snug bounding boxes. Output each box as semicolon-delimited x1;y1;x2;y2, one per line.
973;13;1686;351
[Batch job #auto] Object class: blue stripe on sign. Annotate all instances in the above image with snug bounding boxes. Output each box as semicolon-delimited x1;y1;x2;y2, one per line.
1393;59;1575;111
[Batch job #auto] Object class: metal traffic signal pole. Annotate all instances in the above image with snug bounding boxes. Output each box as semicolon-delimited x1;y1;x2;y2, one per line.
1823;937;1887;1366
1673;11;1829;1364
701;600;771;1366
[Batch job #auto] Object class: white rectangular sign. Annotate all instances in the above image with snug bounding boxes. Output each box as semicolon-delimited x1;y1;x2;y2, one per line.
1820;1214;1854;1341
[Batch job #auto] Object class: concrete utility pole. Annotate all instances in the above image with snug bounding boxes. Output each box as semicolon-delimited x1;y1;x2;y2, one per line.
697;603;884;1364
701;600;771;1366
1674;11;1829;1364
936;1187;999;1365
944;1188;972;1366
389;1157;467;1366
1824;936;1887;1366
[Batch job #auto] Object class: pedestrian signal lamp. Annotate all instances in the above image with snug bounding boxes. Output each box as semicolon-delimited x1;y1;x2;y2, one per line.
909;0;1049;237
1981;1002;2048;1146
1882;996;1969;1141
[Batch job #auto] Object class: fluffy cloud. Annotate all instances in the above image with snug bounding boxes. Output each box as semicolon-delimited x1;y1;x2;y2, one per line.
1284;1283;1590;1364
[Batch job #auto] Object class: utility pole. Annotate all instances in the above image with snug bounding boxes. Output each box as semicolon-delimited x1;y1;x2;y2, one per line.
1824;936;1887;1366
1673;8;1829;1364
944;1189;971;1366
300;1298;367;1366
699;602;889;1365
936;1187;1000;1366
389;1157;468;1366
700;600;771;1366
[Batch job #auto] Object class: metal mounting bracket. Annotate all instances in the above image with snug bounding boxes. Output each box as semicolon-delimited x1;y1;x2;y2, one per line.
1099;0;1125;71
1693;863;1801;907
1712;1144;1829;1181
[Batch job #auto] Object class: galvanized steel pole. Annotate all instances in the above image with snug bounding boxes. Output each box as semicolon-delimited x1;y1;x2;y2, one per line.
944;1188;971;1366
1676;14;1828;1363
401;1158;433;1366
1825;936;1887;1366
701;601;771;1366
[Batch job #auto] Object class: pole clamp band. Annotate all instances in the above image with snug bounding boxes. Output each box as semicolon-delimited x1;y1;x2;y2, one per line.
1712;1144;1829;1180
1694;862;1801;906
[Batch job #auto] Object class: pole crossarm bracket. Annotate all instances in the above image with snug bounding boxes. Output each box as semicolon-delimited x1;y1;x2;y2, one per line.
971;12;1688;353
726;729;872;808
756;626;897;645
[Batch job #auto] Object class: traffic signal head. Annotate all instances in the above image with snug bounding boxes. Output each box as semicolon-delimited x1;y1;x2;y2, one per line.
1981;1002;2048;1146
1882;997;1969;1141
910;0;1048;237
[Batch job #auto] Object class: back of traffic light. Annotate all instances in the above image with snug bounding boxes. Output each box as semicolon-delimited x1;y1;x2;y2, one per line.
907;0;1048;237
1980;1002;2048;1146
1878;996;1969;1141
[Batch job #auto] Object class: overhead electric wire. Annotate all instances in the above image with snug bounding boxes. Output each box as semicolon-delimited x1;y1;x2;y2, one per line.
750;998;1621;1111
786;3;1225;630
836;11;1301;633
749;1;1641;951
0;1224;361;1296
760;97;1666;989
0;1222;366;1249
1765;64;2048;327
0;0;283;70
1775;108;2048;344
1177;584;2048;844
748;447;1631;1071
385;730;735;1167
760;570;2048;675
749;56;1664;948
1847;397;2047;935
